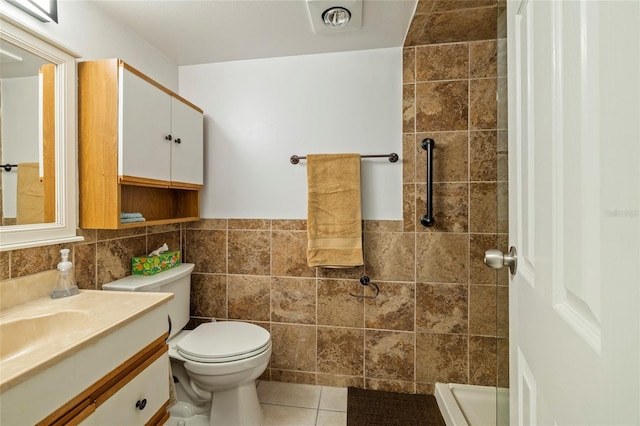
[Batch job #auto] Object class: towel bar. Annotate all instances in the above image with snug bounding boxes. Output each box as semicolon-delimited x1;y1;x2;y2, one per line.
290;153;398;165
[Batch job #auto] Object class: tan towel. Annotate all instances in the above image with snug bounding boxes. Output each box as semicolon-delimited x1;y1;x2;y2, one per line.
306;153;364;268
16;162;44;225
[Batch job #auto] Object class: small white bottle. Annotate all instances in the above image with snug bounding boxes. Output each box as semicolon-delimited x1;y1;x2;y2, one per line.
51;248;79;298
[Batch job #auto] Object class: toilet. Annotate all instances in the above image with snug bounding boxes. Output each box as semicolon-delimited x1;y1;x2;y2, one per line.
103;263;271;426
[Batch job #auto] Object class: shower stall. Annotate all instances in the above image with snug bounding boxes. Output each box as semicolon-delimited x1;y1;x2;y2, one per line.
433;2;510;425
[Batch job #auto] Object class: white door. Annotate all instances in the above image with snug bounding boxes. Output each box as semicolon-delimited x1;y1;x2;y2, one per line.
119;66;172;183
507;1;639;425
170;97;203;187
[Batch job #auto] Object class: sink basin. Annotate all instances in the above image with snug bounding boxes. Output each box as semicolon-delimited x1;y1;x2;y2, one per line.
0;289;172;393
0;310;90;361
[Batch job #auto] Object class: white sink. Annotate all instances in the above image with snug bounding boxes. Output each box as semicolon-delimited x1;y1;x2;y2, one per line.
0;310;90;361
0;289;171;392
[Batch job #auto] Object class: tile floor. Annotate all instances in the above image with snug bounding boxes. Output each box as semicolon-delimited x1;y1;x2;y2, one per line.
257;381;347;426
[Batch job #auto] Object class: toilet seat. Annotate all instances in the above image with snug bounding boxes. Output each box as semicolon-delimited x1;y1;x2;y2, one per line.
176;321;271;363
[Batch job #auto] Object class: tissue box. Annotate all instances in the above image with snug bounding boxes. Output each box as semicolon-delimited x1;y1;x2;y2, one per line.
131;251;181;276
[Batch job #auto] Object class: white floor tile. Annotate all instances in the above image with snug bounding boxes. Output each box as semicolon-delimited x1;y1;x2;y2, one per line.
319;386;348;412
261;404;318;426
258;381;322;409
315;410;347;426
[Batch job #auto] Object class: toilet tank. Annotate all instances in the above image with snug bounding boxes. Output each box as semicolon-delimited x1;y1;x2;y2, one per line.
102;263;194;339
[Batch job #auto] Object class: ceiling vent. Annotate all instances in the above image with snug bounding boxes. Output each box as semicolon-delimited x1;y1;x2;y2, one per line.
306;0;363;34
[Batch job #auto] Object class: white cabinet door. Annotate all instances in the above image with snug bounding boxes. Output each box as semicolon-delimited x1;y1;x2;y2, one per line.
80;353;169;426
170;97;203;186
119;67;172;182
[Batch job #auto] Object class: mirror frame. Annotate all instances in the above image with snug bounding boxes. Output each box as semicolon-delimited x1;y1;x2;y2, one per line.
0;17;82;251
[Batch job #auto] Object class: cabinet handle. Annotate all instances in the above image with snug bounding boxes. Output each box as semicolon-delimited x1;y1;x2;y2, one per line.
174;138;181;144
135;398;147;410
165;135;172;141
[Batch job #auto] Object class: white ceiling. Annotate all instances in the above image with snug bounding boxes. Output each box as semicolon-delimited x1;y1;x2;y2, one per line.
90;0;418;66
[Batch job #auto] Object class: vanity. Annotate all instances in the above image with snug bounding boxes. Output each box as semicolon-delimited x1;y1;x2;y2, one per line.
0;270;173;425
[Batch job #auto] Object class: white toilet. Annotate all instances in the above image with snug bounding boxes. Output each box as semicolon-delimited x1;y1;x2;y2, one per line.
103;263;271;426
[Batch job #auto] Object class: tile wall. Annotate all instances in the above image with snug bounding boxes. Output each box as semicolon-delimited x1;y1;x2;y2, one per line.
0;0;508;395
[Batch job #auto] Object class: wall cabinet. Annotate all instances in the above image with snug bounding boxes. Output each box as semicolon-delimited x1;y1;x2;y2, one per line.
79;59;203;229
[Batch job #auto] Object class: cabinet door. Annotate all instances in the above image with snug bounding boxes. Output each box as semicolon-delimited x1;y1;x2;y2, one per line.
80;353;169;426
119;67;172;183
170;97;203;187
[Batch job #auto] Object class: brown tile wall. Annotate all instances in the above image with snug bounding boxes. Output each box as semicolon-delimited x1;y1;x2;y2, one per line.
0;224;184;288
0;0;509;395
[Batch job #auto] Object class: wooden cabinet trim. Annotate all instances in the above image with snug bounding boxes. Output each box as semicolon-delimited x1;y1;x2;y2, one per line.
147;401;171;426
48;397;93;426
118;176;202;191
119;60;203;113
78;59;121;229
170;181;204;191
119;175;171;189
92;338;167;407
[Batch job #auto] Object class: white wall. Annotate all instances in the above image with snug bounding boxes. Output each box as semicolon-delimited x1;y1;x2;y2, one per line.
0;1;178;89
179;47;403;220
1;77;39;217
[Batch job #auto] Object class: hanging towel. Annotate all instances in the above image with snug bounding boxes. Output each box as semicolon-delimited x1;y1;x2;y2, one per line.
306;153;364;268
16;162;44;225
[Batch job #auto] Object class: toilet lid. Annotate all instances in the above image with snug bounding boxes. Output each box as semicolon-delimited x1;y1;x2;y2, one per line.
176;321;271;363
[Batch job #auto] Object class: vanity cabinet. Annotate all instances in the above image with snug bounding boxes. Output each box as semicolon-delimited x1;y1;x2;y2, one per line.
78;59;203;229
39;335;171;426
0;290;172;426
82;352;169;426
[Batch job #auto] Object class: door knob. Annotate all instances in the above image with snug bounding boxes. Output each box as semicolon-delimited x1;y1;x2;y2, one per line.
484;246;517;275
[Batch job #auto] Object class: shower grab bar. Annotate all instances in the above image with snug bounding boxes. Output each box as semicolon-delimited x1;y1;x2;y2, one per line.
421;138;435;227
349;276;380;300
290;153;398;165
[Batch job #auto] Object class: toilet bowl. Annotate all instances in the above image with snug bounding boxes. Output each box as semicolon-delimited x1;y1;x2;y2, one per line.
169;322;271;425
103;263;271;426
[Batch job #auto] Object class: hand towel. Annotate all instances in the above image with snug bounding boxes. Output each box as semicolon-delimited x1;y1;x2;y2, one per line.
120;216;146;223
16;162;44;225
306;153;364;268
121;212;144;219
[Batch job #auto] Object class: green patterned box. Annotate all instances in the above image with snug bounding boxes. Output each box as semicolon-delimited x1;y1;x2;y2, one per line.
131;251;181;276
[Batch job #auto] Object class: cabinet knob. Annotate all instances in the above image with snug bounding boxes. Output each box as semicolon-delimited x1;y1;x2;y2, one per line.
165;135;172;141
135;398;147;410
174;138;181;144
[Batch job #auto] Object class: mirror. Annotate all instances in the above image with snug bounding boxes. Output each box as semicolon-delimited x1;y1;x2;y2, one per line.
0;17;82;250
1;39;55;225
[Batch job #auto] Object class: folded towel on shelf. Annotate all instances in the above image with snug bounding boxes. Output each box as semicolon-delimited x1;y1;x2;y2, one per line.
306;153;364;268
16;162;44;225
120;212;144;219
121;216;146;224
